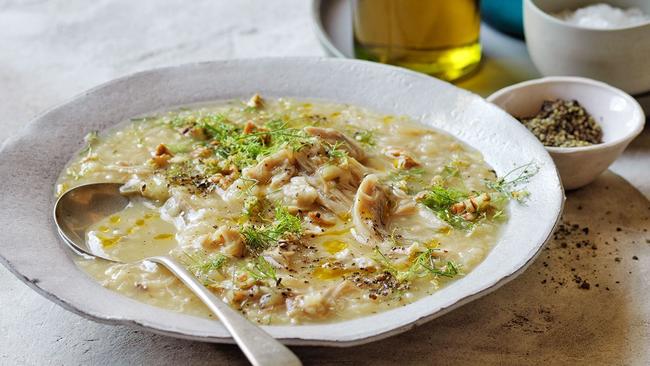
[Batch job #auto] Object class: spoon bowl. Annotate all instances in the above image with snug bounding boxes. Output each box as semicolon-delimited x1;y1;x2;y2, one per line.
54;183;301;366
54;183;127;261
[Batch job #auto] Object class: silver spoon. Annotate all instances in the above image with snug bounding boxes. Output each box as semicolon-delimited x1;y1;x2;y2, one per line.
54;183;301;366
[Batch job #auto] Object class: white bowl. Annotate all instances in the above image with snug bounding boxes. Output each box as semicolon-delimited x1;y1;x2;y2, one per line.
524;0;650;95
488;76;645;190
0;58;563;346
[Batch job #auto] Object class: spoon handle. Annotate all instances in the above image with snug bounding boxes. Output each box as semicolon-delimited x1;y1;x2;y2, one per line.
149;256;302;366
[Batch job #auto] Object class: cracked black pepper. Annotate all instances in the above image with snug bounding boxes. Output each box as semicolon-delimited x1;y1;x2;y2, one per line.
517;99;603;148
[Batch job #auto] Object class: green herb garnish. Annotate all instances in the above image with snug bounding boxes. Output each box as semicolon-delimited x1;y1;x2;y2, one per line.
183;251;228;285
166;142;194;154
79;131;98;156
387;167;425;193
420;185;467;209
271;206;302;236
484;162;539;202
325;141;349;162
246;256;278;281
388;167;425;182
418;185;476;230
373;246;460;282
441;160;466;180
408;249;460;279
158;114;318;191
353;130;375;146
241;206;302;252
197;116;312;169
418;162;539;230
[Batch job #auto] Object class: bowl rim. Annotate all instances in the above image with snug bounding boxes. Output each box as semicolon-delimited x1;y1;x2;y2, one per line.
525;0;650;32
310;0;347;58
487;76;646;154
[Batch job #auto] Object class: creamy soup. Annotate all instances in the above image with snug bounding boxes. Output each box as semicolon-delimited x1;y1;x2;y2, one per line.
57;95;533;325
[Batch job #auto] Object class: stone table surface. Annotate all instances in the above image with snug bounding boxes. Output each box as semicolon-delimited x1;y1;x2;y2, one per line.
1;1;649;365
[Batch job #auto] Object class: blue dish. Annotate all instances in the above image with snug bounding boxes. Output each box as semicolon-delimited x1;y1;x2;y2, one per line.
481;0;524;38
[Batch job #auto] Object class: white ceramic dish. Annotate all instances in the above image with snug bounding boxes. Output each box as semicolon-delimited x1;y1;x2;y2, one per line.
524;0;650;95
0;58;564;346
488;76;645;190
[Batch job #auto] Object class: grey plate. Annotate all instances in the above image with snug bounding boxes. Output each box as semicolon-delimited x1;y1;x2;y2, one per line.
0;58;563;346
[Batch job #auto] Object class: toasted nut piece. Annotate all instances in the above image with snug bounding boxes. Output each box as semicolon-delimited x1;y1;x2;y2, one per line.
414;191;428;201
191;147;211;158
462;212;477;221
150;155;170;168
450;202;465;214
247;94;264;109
208;173;225;185
231;290;248;303
189;127;208;140
154;143;172;157
384;148;420;169
243;121;258;134
208;173;238;189
242;121;271;144
450;193;491;217
150;143;173;168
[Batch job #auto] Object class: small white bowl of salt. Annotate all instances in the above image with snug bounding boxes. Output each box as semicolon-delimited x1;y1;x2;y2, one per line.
524;0;650;95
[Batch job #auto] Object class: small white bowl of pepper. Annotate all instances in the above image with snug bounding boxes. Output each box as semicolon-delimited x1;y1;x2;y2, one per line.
487;76;645;190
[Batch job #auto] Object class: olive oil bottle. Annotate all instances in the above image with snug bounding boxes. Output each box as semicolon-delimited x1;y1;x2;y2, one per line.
353;0;481;81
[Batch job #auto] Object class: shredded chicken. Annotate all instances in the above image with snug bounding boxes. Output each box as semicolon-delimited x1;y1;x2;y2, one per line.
263;241;301;269
351;174;392;245
203;226;246;257
244;139;370;219
243;149;296;187
390;186;418;216
286;280;356;319
304;127;367;162
279;176;319;210
308;158;367;217
120;175;170;202
293;142;330;175
307;211;336;227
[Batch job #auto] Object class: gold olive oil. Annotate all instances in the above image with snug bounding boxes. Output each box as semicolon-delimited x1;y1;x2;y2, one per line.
353;0;481;81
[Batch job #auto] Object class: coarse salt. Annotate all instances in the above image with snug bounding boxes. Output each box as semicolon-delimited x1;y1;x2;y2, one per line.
555;3;650;29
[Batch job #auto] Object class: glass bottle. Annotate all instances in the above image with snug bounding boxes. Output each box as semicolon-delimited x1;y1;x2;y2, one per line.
353;0;481;81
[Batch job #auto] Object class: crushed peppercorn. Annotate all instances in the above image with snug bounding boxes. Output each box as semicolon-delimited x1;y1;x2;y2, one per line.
517;99;603;147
